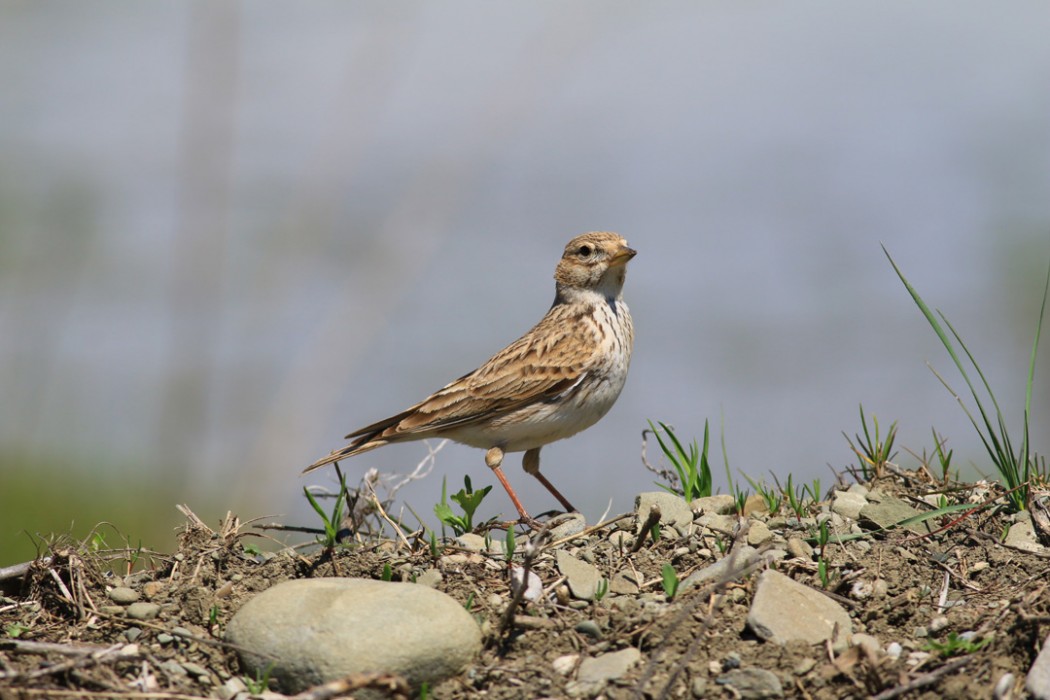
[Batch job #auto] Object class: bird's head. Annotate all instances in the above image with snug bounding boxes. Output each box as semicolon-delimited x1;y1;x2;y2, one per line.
554;232;636;299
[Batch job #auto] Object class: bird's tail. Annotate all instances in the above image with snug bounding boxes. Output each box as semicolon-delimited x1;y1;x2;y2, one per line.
302;439;386;475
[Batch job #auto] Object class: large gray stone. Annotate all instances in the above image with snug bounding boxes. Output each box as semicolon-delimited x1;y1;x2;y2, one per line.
556;550;601;601
747;570;852;645
226;578;481;694
1027;633;1050;699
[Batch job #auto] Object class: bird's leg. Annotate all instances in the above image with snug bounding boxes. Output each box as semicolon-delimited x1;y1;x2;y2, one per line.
522;447;578;513
485;446;537;525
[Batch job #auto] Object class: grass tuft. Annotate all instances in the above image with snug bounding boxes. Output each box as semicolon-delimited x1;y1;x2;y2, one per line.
884;246;1049;511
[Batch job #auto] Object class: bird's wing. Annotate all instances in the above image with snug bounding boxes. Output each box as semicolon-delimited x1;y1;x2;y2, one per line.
348;305;600;441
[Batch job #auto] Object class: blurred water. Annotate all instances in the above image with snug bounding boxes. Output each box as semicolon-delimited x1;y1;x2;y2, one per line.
1;2;1048;547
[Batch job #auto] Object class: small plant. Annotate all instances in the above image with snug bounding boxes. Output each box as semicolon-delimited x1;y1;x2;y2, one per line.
844;404;898;480
817;558;831;589
594;578;609;602
428;530;442;559
5;623;29;638
243;663;275;694
923;631;991;657
648;420;713;500
303;471;349;549
504;527;517;563
885;247;1049;511
434;476;493;535
464;592;475;611
242;542;262;557
661;563;680;600
732;489;749;517
803;478;823;504
381;562;393;582
208;606;220;627
930;428;954;483
780;473;808;521
742;473;781;514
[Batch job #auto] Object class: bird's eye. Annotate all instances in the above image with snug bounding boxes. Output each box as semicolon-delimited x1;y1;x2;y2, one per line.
577;244;593;257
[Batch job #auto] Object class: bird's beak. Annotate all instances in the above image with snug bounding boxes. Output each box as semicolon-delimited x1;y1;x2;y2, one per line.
609;245;637;267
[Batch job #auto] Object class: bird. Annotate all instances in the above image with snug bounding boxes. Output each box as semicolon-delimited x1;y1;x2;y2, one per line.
304;231;636;525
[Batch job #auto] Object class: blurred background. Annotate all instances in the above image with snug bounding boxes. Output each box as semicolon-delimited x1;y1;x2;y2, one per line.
2;2;1048;565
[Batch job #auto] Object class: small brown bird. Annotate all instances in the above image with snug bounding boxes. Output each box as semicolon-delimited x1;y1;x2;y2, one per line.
305;232;636;524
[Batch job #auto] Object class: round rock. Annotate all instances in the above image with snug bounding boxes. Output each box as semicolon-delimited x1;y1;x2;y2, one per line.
225;578;481;694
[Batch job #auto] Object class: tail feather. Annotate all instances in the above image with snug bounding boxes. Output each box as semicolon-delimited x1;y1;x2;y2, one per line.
302;438;387;474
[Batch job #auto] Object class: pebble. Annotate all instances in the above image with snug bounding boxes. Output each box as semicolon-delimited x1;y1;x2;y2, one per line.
123;627;142;643
509;565;543;602
415;568;443;588
225;578;481;694
886;642;902;660
635;491;694;533
716;667;784;699
746;570;852;645
786;537;814;560
556;550;602;601
858;496;929;535
552;654;579;676
851;633;881;656
995;672;1016;700
1005;520;1046;553
182;662;209;677
574;620;602;640
108;587;140;605
929;615;949;633
547;512;587;540
746;521;773;546
609;570;640;595
576;647;641;685
126;602;162;620
681;545;761;591
831;490;868;520
692;494;736;515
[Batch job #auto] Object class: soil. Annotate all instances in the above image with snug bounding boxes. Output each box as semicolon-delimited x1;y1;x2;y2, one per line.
2;469;1049;700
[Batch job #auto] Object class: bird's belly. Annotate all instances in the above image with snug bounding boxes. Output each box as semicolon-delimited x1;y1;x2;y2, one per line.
448;364;628;452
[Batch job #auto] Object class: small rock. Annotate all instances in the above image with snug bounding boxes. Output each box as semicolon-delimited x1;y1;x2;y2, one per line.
786;537;813;560
577;647;641;684
747;570;852;645
556;550;602;601
635;492;694;533
995;672;1016;700
552;654;579;676
108;587;140;605
126;602;161;620
509;565;543;602
415;568;443;588
226;578;481;694
886;642;902;659
182;662;209;677
696;512;738;533
831;491;868;520
455;533;488;551
929;615;949;633
1027;633;1050;699
548;513;587;540
1005;520;1046;553
851;633;881;656
691;676;708;697
123;627;142;643
742;494;769;516
716;667;784;699
574;620;602;640
692;494;736;515
682;546;758;590
872;579;889;597
858;496;930;535
746;521;773;546
913;626;928;638
219;677;248;700
609;570;640;595
793;657;816;675
608;531;633;549
156;633;174;644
